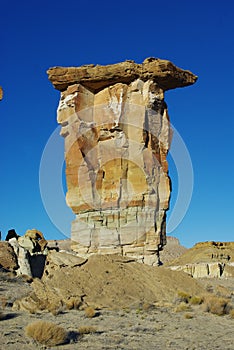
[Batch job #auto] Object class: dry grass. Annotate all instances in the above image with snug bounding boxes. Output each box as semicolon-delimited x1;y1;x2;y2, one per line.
176;291;203;306
189;295;203;305
65;297;82;310
25;320;67;346
175;302;192;313
177;291;191;303
84;306;97;318
202;295;231;316
48;302;64;316
78;326;97;334
142;302;155;311
0;297;8;309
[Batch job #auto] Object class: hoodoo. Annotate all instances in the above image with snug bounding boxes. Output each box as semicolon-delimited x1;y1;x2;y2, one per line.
47;58;197;265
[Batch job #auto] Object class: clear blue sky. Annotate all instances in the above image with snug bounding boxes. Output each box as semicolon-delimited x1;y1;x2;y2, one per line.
0;0;233;247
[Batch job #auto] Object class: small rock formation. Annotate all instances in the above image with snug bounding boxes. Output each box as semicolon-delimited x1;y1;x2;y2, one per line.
0;86;3;100
47;58;197;264
2;229;48;277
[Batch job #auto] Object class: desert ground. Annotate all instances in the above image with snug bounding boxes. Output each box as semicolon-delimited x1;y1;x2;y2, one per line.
0;247;234;350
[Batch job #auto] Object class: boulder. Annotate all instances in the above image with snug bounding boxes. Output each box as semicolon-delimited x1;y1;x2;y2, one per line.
0;241;18;270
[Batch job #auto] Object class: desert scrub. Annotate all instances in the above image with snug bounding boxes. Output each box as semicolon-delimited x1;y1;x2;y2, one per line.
48;302;65;316
142;302;155;311
0;296;8;309
78;326;97;334
189;295;203;305
184;312;193;319
175;302;192;313
229;309;234;319
202;295;231;316
176;291;203;306
65;297;82;310
84;306;97;318
25;320;67;346
177;290;191;303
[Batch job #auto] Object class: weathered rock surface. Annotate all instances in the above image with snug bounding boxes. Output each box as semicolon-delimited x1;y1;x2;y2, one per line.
43;250;87;276
6;229;48;277
167;241;234;278
0;241;18;270
47;57;197;92
48;58;197;264
160;236;187;264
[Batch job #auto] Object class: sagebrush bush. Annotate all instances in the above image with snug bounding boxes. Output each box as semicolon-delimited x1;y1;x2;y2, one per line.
84;307;96;318
202;295;231;316
25;320;67;346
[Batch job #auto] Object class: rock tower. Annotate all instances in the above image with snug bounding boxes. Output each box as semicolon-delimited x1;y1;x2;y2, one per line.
48;58;197;264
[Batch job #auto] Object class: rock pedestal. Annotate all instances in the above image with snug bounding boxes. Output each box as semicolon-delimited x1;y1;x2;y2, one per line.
48;58;197;264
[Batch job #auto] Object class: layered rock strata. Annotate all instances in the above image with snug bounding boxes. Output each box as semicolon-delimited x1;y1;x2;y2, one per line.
167;241;234;277
48;58;197;264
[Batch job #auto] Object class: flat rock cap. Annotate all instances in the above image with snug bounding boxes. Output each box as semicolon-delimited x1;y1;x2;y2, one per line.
47;57;197;93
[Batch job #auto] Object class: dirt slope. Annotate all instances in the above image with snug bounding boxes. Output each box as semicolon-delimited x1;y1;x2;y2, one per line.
14;253;204;312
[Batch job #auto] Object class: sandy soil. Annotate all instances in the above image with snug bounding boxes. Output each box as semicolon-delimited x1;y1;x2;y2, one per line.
0;270;234;350
0;305;234;350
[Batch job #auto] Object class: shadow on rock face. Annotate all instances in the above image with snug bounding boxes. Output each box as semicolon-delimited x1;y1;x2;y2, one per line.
28;255;47;279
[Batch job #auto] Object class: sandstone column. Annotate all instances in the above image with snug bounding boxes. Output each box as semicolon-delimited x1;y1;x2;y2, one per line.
47;58;197;265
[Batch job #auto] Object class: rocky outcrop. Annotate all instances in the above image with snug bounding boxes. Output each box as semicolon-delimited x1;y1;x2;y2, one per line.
0;242;18;270
167;241;234;278
160;236;187;264
48;58;197;264
0;86;3;100
6;229;48;277
170;263;225;278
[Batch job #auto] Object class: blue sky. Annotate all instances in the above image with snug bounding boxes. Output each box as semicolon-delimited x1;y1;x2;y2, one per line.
0;0;233;247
